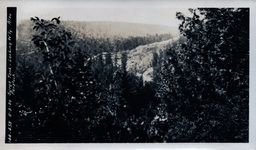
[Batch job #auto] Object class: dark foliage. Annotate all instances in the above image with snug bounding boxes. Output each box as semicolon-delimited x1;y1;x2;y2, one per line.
154;8;249;142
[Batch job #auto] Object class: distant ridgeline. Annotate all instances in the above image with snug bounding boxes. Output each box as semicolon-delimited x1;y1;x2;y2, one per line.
17;20;179;55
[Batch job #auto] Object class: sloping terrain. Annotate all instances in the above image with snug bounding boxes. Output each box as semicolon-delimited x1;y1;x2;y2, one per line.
62;21;179;39
17;20;179;41
114;37;179;82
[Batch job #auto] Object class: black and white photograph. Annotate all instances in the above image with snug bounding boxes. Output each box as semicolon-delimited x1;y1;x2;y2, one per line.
1;0;256;149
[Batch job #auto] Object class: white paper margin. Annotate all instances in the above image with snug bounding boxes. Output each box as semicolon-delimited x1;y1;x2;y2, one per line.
0;0;255;150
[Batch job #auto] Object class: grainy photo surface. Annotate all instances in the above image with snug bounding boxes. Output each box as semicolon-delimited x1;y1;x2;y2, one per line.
7;6;249;143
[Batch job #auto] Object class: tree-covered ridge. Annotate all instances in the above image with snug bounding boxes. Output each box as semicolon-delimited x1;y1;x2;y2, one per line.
17;20;174;55
61;21;178;39
13;8;248;142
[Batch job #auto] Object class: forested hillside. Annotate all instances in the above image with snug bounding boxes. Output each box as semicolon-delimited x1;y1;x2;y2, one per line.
62;21;179;39
13;8;249;143
18;20;178;40
17;20;175;55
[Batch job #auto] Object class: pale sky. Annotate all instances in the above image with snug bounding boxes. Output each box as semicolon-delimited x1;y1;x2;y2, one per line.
16;1;192;28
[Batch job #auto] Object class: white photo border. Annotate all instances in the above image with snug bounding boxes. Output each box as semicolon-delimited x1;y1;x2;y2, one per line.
0;0;255;149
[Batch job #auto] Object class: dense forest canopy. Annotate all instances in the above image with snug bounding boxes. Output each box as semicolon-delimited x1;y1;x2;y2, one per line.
13;8;249;142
